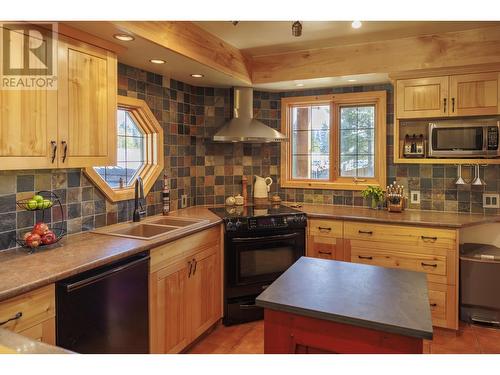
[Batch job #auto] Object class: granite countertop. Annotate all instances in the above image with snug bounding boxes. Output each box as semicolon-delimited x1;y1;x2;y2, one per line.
256;257;433;340
0;206;222;302
289;203;500;228
0;328;72;354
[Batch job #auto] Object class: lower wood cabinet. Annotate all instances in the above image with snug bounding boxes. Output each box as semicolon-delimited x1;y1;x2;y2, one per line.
307;218;459;330
149;226;222;353
0;284;56;345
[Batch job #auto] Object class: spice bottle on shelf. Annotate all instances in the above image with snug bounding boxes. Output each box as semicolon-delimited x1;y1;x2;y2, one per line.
162;174;170;215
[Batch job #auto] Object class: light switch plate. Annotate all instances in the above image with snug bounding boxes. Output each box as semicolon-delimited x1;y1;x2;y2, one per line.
181;194;188;208
410;190;420;204
483;193;500;208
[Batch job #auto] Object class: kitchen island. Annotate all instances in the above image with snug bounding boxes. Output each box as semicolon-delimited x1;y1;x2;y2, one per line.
256;257;433;354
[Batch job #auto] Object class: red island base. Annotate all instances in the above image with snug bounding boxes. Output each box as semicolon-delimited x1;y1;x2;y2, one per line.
263;309;424;354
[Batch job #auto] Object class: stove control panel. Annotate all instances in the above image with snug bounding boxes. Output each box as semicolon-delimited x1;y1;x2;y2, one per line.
224;214;307;232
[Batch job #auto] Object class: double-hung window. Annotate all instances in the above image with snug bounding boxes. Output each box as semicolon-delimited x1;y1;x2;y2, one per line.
281;91;386;190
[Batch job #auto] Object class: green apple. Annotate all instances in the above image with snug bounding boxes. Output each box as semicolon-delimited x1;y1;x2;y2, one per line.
37;201;44;209
26;199;38;210
42;199;52;209
32;195;44;203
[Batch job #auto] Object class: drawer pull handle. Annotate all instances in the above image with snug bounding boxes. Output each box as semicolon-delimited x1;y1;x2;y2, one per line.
421;262;438;268
421;236;437;242
358;255;373;260
430;303;437;307
318;227;332;231
0;312;22;326
318;251;332;255
358;230;373;235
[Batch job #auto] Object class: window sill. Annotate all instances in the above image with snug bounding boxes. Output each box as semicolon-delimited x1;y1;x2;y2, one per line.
280;179;384;191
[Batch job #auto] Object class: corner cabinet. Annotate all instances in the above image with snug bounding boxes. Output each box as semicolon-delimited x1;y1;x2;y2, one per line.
0;31;117;170
395;71;500;119
149;226;222;354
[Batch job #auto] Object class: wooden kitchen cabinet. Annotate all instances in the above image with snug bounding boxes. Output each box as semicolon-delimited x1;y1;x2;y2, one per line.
395;71;500;119
449;72;499;116
0;284;56;345
57;36;117;167
307;219;344;261
396;76;449;119
149;226;222;354
0;30;117;170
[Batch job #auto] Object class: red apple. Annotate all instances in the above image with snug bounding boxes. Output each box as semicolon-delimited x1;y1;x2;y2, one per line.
41;230;57;245
23;232;32;241
32;222;49;236
25;233;41;248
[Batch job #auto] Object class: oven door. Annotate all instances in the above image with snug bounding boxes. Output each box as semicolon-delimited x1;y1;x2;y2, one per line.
226;230;305;291
429;123;486;157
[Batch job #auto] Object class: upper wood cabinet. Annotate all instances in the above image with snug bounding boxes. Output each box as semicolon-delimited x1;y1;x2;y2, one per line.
396;76;449;119
449;72;500;117
0;32;117;170
57;37;117;167
396;72;500;119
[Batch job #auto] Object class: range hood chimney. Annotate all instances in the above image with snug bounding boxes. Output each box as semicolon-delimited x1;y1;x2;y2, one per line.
213;87;287;143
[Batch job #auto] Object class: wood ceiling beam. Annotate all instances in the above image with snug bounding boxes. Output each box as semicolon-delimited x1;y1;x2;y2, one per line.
250;26;500;84
113;21;252;84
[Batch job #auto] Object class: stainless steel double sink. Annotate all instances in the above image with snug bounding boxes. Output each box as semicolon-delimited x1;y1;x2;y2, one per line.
92;216;209;240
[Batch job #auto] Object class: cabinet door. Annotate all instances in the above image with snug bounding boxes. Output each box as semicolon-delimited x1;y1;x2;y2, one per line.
307;235;344;261
188;245;221;341
150;260;190;354
0;85;58;169
449;72;499;116
57;37;117;167
396;76;449;118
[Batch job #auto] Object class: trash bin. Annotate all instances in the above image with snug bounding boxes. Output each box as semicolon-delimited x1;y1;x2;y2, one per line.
460;243;500;327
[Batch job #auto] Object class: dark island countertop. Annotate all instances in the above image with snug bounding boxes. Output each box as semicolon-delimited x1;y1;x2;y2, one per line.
256;257;433;340
287;202;499;228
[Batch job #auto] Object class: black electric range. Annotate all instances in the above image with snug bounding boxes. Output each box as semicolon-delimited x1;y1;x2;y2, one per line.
209;205;307;325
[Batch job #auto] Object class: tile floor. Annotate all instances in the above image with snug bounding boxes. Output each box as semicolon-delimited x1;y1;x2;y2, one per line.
187;320;500;354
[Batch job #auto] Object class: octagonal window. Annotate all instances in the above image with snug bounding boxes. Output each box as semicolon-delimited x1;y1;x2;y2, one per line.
85;96;164;202
94;109;146;188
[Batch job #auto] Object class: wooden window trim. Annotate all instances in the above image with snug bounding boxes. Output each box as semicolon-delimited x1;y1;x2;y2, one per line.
280;91;386;191
84;95;164;202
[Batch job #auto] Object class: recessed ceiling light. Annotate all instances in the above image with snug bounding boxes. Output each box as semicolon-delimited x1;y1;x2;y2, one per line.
351;21;362;29
295;83;304;87
113;34;135;42
190;74;204;78
347;79;357;82
149;59;166;64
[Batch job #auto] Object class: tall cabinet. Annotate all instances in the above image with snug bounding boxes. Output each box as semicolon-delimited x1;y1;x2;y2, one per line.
0;28;117;170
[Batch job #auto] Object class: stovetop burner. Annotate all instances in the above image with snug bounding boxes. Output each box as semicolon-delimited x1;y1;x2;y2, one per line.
209;204;302;219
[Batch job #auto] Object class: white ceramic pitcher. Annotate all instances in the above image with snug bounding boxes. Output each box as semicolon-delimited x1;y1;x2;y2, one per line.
253;175;273;199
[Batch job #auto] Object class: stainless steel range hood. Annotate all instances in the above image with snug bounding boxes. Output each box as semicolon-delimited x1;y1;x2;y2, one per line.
213;87;287;143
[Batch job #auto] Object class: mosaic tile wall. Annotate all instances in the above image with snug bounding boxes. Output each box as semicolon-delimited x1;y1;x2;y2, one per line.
197;84;500;215
1;64;499;251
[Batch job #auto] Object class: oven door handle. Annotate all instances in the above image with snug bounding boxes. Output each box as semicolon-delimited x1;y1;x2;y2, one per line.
239;303;260;310
232;233;299;243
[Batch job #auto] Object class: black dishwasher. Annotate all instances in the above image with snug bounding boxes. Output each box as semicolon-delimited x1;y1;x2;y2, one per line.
56;252;149;354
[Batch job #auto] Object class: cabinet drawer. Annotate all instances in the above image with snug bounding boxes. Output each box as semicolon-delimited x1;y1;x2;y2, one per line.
309;219;343;238
0;285;55;333
307;235;344;261
428;289;447;322
351;247;447;278
344;222;456;250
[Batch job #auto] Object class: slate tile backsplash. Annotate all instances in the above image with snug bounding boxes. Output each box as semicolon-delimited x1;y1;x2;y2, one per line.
0;63;499;251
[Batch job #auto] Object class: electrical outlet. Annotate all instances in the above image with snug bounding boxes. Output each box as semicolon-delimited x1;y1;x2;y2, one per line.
483;193;500;208
181;194;188;208
410;190;421;204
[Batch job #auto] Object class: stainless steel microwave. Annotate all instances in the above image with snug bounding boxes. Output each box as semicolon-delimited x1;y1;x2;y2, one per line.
428;119;500;158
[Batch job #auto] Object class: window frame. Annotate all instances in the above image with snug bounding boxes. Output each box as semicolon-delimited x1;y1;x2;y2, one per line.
280;91;386;191
84;95;164;202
